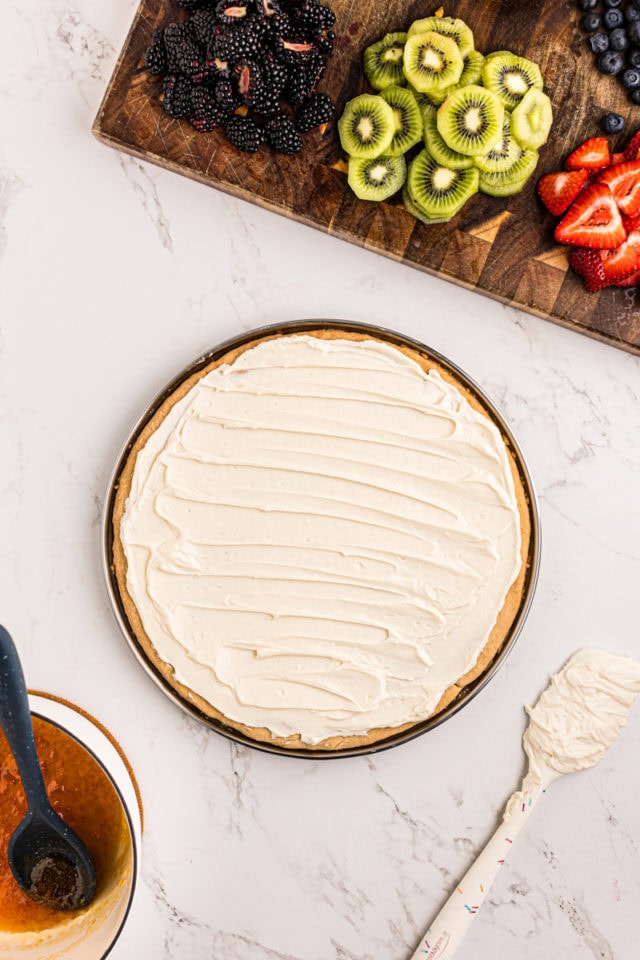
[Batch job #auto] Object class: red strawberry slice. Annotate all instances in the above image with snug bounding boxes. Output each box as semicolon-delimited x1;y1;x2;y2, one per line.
565;137;611;171
600;230;640;283
569;248;607;291
622;211;640;232
597;160;640;216
609;152;626;165
537;169;590;216
624;131;640;161
555;183;626;249
614;269;640;287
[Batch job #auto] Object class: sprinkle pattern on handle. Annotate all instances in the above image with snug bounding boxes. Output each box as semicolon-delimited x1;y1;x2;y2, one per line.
409;778;548;960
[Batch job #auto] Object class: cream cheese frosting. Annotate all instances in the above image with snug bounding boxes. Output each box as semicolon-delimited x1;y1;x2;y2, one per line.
120;334;522;744
524;648;640;779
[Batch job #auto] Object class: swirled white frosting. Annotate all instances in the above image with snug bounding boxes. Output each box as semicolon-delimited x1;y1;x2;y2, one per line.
120;335;522;744
524;648;640;778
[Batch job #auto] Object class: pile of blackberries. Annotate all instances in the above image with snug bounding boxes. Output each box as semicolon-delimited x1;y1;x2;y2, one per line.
144;0;336;153
578;0;640;106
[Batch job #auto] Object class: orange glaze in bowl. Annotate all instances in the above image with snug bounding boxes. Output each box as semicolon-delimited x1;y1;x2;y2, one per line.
0;717;128;933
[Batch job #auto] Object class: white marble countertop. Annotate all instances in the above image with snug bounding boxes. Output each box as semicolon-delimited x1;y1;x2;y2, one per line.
1;2;640;958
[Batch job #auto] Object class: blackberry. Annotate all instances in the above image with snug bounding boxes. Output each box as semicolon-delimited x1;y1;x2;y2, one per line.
252;83;281;115
295;92;334;131
225;115;265;151
164;23;209;80
163;73;194;118
261;50;287;95
213;78;241;111
213;19;268;61
284;51;325;104
190;7;219;46
255;0;281;16
175;0;209;8
145;28;168;74
264;112;303;153
291;1;336;33
314;28;335;55
190;85;229;129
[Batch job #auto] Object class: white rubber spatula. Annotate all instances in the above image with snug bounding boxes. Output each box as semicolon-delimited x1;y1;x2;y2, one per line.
409;648;640;960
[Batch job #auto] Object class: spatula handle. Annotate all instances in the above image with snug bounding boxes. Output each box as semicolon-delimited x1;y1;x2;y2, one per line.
409;783;546;960
0;625;48;809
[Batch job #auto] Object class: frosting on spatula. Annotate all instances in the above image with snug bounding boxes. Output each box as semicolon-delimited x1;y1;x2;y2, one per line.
524;647;640;780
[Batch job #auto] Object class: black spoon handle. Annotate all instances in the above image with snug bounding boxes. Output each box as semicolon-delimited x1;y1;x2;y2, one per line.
0;625;49;810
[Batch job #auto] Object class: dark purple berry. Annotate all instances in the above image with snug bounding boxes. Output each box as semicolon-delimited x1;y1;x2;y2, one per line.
629;47;640;65
598;49;625;72
295;92;334;131
623;66;640;85
603;7;625;26
581;12;601;29
163;74;194;118
264;113;303;153
578;0;598;9
630;87;640;103
626;3;640;20
145;28;167;74
604;0;623;7
589;30;610;51
601;112;625;133
225;116;264;151
609;26;629;47
629;18;640;39
190;85;228;130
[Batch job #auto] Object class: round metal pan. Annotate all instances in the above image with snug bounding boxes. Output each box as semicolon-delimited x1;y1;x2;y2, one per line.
102;320;541;759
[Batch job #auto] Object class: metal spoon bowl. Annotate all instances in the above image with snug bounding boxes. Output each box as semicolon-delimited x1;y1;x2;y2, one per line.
0;625;96;911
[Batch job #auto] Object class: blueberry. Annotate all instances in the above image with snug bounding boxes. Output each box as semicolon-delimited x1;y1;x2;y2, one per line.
598;49;625;71
629;47;640;64
578;0;598;8
629;18;640;39
626;3;640;19
590;30;610;50
604;7;625;25
605;0;623;6
630;86;640;102
609;25;629;46
623;66;640;85
581;11;602;28
602;112;625;133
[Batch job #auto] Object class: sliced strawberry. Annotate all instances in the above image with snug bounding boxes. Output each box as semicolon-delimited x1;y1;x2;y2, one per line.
570;248;607;291
555;183;626;249
600;230;640;283
614;269;640;287
622;211;640;232
609;152;626;165
597;160;640;216
565;137;611;171
624;131;640;161
537;169;590;216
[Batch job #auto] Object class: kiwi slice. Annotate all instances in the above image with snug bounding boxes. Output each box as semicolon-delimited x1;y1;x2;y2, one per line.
402;185;451;225
437;85;504;157
511;88;553;149
411;88;439;126
338;94;396;158
407;148;479;219
482;53;543;111
364;33;408;91
348;154;406;201
474;115;522;173
407;17;475;59
478;149;539;196
442;50;485;95
423;109;474;170
403;31;464;95
380;86;423;155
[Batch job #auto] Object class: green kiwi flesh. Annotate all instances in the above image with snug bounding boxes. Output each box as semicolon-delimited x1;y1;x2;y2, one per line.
511;89;553;149
474;115;522;173
478;148;539;196
380;86;423;155
402;186;451;225
407;17;475;58
348;154;407;201
423;109;474;170
437;85;504;157
403;31;464;94
442;50;485;96
482;53;543;111
338;94;396;158
364;33;408;90
407;148;479;219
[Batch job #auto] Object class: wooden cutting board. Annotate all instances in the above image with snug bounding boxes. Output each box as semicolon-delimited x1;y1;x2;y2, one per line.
94;0;640;354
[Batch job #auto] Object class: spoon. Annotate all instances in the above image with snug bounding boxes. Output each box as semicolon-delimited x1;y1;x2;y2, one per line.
408;647;640;960
0;624;96;911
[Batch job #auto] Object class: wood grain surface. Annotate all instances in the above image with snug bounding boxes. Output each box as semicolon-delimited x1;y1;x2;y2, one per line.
93;0;640;353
